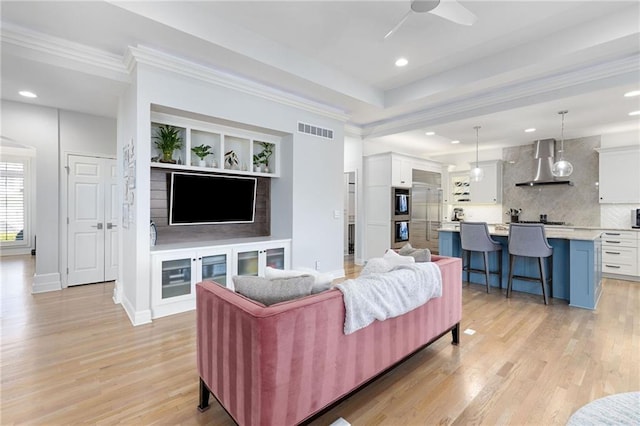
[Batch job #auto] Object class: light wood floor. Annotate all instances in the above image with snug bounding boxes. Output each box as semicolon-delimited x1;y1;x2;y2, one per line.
1;255;638;425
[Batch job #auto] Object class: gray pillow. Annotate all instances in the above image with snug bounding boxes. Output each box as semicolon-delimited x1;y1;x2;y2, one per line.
232;275;315;306
398;243;431;262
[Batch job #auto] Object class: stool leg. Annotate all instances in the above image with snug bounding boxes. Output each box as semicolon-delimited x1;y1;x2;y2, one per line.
483;251;490;293
466;250;471;284
498;250;503;290
548;254;553;299
538;257;548;305
507;254;515;298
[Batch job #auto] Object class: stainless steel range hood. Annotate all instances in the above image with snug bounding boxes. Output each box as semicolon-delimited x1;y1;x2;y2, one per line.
515;139;573;187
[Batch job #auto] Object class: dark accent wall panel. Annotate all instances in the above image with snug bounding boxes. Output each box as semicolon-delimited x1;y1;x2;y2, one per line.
150;168;270;245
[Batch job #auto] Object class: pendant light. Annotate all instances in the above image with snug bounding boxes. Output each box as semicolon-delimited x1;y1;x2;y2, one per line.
551;110;573;177
470;125;484;182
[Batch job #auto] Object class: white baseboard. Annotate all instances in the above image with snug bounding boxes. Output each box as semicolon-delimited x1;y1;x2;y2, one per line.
330;267;346;280
32;272;61;293
121;294;152;326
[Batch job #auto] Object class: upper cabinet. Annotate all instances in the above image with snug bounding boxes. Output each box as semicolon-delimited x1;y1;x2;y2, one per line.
470;160;502;204
598;145;640;204
150;112;280;177
391;156;414;188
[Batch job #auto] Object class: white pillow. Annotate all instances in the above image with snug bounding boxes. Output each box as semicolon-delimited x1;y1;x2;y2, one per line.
383;249;415;266
264;266;305;279
359;257;393;276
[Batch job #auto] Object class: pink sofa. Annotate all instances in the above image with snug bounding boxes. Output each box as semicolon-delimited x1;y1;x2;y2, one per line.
196;255;462;425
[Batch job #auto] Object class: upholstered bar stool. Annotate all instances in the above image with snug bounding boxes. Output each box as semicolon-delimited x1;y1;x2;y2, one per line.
460;222;502;293
507;223;553;305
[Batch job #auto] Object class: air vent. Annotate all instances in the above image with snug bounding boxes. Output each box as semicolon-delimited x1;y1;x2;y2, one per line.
298;122;334;140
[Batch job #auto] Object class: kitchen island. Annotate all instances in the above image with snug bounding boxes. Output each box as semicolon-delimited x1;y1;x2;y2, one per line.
439;225;603;309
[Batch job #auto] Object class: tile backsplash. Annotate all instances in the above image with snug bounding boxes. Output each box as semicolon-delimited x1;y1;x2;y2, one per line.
502;136;600;226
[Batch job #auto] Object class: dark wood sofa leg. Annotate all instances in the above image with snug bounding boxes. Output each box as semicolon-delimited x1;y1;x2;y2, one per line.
198;378;211;412
451;322;460;345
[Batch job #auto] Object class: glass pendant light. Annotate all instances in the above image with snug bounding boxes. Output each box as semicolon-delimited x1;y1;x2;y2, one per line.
552;110;573;177
470;125;484;182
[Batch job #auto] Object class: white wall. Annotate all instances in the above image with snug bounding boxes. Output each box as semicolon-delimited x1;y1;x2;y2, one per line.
118;63;345;323
1;101;60;292
1;101;118;292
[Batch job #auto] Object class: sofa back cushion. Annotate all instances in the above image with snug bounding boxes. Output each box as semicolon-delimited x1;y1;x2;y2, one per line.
232;275;315;306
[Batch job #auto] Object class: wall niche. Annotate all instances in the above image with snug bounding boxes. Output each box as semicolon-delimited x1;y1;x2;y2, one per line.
150;168;270;245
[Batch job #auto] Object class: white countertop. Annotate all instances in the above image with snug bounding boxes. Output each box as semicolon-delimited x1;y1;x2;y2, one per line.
438;224;605;241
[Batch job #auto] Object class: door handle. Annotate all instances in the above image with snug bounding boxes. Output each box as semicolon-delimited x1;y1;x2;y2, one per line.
91;223;103;230
107;222;117;230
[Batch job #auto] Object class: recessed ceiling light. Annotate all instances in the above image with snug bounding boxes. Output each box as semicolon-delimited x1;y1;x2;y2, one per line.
624;90;640;97
524;128;536;133
425;131;435;136
395;57;408;67
451;140;460;144
629;111;640;116
19;90;37;98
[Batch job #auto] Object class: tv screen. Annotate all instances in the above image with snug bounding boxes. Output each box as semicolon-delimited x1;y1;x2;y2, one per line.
169;172;257;225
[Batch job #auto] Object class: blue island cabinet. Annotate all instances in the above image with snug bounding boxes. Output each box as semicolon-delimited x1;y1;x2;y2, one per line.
439;229;602;309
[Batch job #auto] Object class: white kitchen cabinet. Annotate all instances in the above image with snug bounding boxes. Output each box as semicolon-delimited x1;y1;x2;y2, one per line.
391;156;413;188
601;230;639;279
469;160;502;204
597;145;640;204
150;238;290;318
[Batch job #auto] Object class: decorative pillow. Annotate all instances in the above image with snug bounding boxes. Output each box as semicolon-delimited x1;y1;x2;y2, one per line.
265;266;333;294
359;257;393;276
232;275;315;306
383;248;416;265
398;243;432;262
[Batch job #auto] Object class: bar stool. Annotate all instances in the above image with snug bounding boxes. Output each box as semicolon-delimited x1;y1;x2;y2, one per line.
507;223;553;305
460;222;502;293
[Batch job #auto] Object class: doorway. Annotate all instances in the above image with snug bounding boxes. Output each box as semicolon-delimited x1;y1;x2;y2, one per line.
67;154;118;285
343;172;356;257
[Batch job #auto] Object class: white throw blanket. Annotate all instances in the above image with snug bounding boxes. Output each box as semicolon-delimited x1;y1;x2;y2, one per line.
336;262;442;335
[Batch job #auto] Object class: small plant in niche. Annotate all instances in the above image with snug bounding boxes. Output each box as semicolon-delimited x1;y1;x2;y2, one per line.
224;150;239;169
252;142;274;172
192;144;213;167
153;124;183;163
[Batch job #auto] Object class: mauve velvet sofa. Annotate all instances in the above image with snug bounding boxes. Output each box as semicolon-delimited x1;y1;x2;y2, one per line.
196;255;462;426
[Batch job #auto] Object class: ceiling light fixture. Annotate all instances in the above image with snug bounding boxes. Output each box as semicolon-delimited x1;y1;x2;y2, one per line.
395;57;408;67
551;110;573;178
624;90;640;97
469;126;484;182
19;90;37;98
451;140;460;144
525;128;536;133
425;131;435;136
629;110;640;116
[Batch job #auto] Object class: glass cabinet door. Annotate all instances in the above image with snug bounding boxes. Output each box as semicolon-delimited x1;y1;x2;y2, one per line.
237;250;259;276
265;247;285;269
161;258;192;299
201;253;228;286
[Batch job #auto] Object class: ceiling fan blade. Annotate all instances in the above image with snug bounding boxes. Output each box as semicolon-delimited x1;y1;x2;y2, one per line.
384;9;413;40
429;0;477;26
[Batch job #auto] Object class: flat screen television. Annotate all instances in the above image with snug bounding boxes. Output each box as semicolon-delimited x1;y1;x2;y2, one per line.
169;172;257;225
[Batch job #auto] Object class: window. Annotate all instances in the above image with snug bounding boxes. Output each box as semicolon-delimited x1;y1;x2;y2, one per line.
0;157;29;246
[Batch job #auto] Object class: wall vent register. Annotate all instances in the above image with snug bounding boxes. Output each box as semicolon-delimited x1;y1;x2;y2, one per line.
297;122;334;140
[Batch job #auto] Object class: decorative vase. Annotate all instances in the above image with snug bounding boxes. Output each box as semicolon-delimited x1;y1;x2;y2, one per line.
211;160;217;168
263;165;269;173
254;165;261;172
199;159;207;167
160;152;175;164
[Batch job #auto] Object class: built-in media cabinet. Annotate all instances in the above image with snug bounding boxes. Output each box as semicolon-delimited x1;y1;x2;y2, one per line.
151;238;291;318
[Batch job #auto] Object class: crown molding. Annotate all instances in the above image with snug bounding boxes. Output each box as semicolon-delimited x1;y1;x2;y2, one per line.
126;45;349;123
362;53;640;138
1;22;129;81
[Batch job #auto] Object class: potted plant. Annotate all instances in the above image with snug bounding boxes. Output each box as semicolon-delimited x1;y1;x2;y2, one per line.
224;150;239;169
191;144;213;167
153;124;183;163
253;142;274;172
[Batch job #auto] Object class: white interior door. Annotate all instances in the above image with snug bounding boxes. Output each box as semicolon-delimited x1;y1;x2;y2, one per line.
68;155;118;286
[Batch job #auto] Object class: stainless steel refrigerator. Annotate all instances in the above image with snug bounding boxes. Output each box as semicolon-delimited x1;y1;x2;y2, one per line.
410;171;442;254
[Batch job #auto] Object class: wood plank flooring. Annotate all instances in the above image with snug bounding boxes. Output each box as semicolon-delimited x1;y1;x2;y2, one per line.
1;255;638;425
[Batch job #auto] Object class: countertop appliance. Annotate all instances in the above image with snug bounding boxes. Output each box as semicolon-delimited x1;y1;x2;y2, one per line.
410;171;443;254
633;208;640;229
